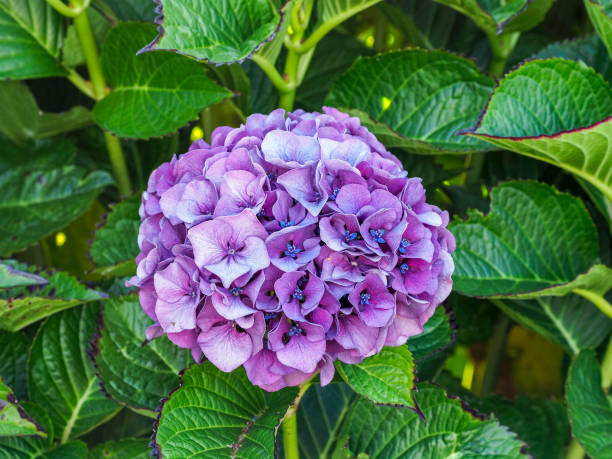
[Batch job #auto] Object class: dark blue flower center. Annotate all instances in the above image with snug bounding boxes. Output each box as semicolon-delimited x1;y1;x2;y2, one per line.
284;241;302;258
345;229;358;242
292;287;304;301
360;291;371;305
288;324;303;337
329;187;340;200
230;287;242;296
264;312;277;320
279;220;295;228
400;263;409;274
369;228;385;244
398;238;410;254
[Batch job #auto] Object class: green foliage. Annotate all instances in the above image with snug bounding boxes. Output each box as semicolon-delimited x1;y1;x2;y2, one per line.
585;0;612;59
93;296;191;413
145;0;282;63
154;362;298;458
28;305;121;443
94;22;232;139
0;333;29;400
566;350;612;458
89;439;150;459
327;49;495;153
0;379;42;437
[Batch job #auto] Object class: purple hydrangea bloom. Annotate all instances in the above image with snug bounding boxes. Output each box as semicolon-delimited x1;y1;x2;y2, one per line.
129;107;455;391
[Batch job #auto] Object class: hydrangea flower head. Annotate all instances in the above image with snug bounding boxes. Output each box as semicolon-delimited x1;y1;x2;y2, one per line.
129;107;455;391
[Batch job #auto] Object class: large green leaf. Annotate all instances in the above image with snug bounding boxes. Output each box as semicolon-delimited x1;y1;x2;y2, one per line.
28;305;121;443
90;196;140;277
0;332;29;400
338;383;526;458
407;306;454;379
468;59;612;202
0;163;113;257
470;395;569;459
294;384;355;459
154;362;298;458
94;22;232;139
0;260;106;332
0;138;74;172
326;49;495;154
143;0;281;64
0;0;66;79
89;439;150;459
566;350;612;458
435;0;554;34
0;438;87;459
103;0;157;22
0;263;46;289
0;378;42;437
450;180;612;299
94;296;190;414
585;0;612;59
496;294;612;355
337;346;416;407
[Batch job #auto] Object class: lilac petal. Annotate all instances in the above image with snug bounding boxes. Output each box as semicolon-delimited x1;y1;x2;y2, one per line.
335;184;371;215
325;138;370;166
176;178;217;225
156;298;198;332
261;130;321;168
277;166;327;216
214;170;266;217
160;183;187;225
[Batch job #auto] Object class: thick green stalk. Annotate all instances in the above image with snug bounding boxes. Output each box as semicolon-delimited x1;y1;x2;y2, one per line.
73;9;132;196
485;30;519;78
45;0;89;17
479;313;510;396
279;49;300;111
565;438;585;459
573;289;612;319
283;380;312;459
602;334;612;390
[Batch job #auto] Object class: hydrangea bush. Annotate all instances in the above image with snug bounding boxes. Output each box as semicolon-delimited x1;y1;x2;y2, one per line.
1;1;611;458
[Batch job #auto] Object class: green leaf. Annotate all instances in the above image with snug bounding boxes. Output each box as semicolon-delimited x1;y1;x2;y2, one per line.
28;305;121;443
0;260;106;332
0;263;46;289
468;59;612;202
0;138;74;172
37;107;93;138
154;362;298;458
494;294;612;355
104;0;157;22
450;180;612;299
566;350;612;458
407;306;453;361
94;295;190;413
94;22;232;139
62;6;111;68
143;0;282;64
326;49;495;154
434;0;554;34
89;439;150;459
339;383;526;458
0;332;29;400
585;0;612;59
0;164;113;256
0;0;66;79
294;384;355;459
470;395;569;459
0;438;87;459
90;196;140;277
337;346;416;407
0;378;43;437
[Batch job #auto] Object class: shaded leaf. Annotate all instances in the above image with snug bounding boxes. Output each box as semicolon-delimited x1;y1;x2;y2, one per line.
468;59;612;203
89;439;150;459
94;22;232;139
337;346;416;407
0;0;66;79
28;305;121;442
566;350;612;458
154;362;298;458
0;263;46;290
104;0;157;22
0;260;106;332
90;196;140;277
0;378;42;437
0;437;87;459
0;81;39;144
37;107;93;138
94;295;190;413
326;49;495;154
62;6;111;68
450;180;612;299
407;306;453;361
585;0;612;59
0;138;74;171
339;383;526;458
144;0;281;64
0;332;29;400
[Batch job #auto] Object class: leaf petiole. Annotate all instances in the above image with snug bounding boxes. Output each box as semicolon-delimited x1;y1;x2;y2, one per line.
572;288;612;319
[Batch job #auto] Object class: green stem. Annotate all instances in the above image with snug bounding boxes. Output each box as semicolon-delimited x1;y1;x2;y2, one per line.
252;55;293;93
572;289;612;319
73;9;132;196
462;152;486;185
485;30;519;78
200;107;214;142
565;438;585;459
601;334;612;390
480;314;510;396
283;380;312;459
279;49;300;111
66;68;95;99
45;0;89;17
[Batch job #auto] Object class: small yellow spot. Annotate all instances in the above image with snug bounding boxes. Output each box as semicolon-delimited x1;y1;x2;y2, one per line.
365;35;375;48
442;180;451;187
481;184;489;198
55;232;67;247
381;97;391;111
461;359;475;390
190;126;204;142
288;25;294;35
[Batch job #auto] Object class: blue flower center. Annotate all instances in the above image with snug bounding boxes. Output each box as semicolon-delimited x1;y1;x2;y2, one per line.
279;220;295;228
329;187;340;200
230;287;242;296
264;312;277;320
345;229;358;242
398;238;410;254
288;324;303;337
360;292;371;305
284;242;302;259
369;228;385;244
400;263;409;274
292;287;304;301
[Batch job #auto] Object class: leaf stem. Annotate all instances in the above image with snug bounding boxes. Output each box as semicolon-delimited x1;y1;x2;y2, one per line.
283;380;312;459
572;289;612;319
73;9;132;196
485;30;519;78
45;0;89;17
252;54;294;93
565;438;585;459
66;68;95;100
279;48;300;111
601;334;612;390
479;314;510;396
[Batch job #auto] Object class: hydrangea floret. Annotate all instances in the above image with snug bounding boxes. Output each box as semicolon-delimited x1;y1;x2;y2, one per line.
129;107;455;391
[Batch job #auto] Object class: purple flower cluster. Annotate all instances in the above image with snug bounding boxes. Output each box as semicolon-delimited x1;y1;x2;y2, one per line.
129;108;455;391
